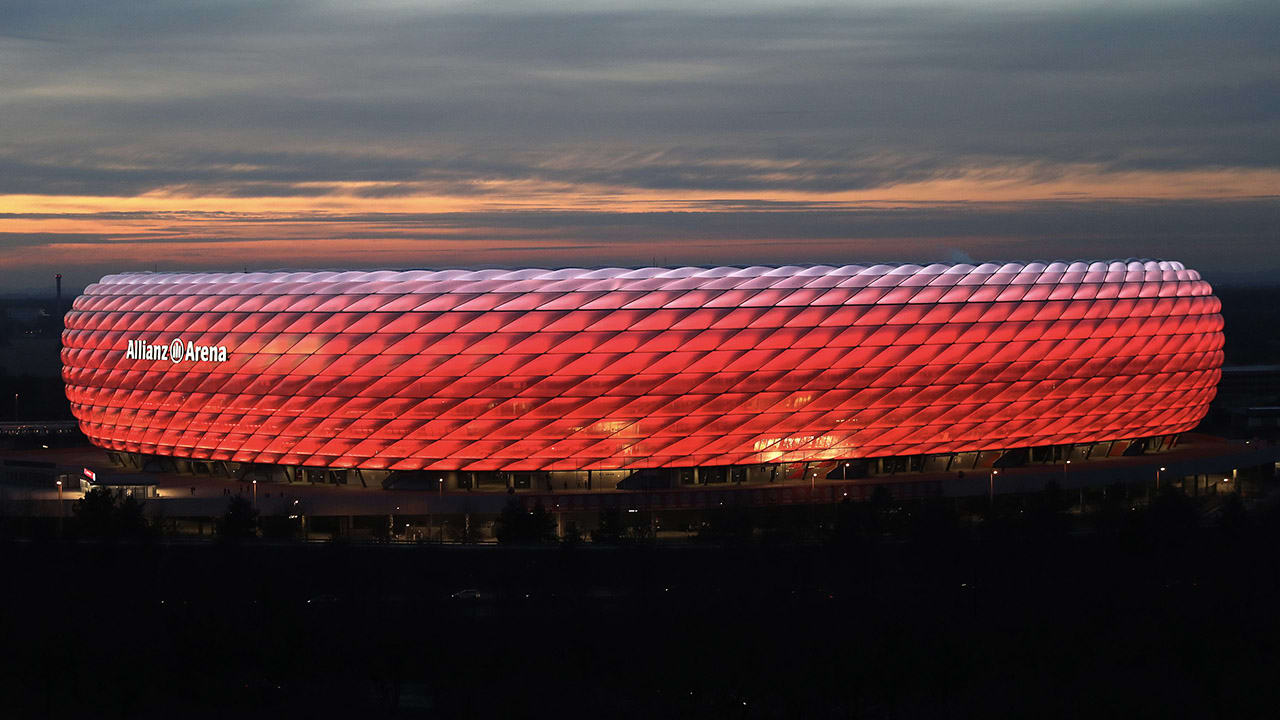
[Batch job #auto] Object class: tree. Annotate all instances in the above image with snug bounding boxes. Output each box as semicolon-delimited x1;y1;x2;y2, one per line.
909;498;962;546
561;520;583;547
116;494;150;539
592;508;625;544
259;514;301;540
1094;481;1130;536
868;486;896;536
216;495;259;541
528;501;556;543
494;499;556;544
1145;486;1198;548
1038;481;1069;514
831;497;868;547
494;499;525;544
71;487;153;539
73;487;118;537
698;505;755;543
1218;492;1248;538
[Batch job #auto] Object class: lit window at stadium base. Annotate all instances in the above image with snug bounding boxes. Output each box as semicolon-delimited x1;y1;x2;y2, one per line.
61;260;1222;476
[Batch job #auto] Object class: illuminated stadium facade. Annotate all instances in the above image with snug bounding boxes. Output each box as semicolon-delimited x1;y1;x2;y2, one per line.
62;261;1222;490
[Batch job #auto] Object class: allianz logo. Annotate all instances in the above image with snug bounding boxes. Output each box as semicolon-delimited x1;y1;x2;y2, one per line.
125;338;229;364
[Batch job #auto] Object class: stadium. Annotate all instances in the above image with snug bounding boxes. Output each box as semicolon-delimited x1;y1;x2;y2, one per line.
59;259;1225;501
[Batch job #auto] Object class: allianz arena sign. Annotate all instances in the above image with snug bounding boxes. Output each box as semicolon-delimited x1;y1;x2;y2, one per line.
124;338;228;364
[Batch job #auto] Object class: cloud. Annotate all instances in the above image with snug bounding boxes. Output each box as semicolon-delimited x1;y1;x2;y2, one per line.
0;1;1277;291
2;197;1276;290
2;2;1278;194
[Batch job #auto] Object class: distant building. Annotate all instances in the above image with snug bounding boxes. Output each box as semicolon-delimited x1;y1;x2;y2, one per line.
78;466;158;498
4;306;48;327
0;300;66;379
1203;364;1280;439
1214;365;1280;405
61;260;1222;489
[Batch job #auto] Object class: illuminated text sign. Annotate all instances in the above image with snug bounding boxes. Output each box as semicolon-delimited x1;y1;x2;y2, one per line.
125;339;228;364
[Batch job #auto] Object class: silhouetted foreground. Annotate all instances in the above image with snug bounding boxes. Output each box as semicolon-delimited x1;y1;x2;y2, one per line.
2;489;1279;718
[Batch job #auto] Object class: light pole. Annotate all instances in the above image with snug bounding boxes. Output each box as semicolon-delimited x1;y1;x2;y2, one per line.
55;479;64;536
294;498;306;541
988;469;998;507
251;479;257;506
1065;458;1081;509
438;477;444;497
1156;466;1166;491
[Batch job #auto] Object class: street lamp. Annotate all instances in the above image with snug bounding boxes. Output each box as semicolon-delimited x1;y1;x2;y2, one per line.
1156;466;1166;490
55;479;64;536
251;479;257;506
988;469;999;507
293;499;307;541
1064;459;1081;509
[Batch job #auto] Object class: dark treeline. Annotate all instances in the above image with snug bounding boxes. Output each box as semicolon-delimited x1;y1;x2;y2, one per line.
3;486;1280;717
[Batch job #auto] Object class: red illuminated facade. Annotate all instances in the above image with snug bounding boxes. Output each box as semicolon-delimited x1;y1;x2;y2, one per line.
62;261;1222;473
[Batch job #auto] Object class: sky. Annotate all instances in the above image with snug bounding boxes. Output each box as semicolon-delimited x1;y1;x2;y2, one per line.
1;0;1278;293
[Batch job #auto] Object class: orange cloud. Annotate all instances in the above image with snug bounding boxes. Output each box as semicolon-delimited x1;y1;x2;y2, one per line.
2;161;1278;276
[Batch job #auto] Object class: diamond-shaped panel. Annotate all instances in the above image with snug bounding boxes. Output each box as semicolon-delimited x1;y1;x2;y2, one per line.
62;260;1223;471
